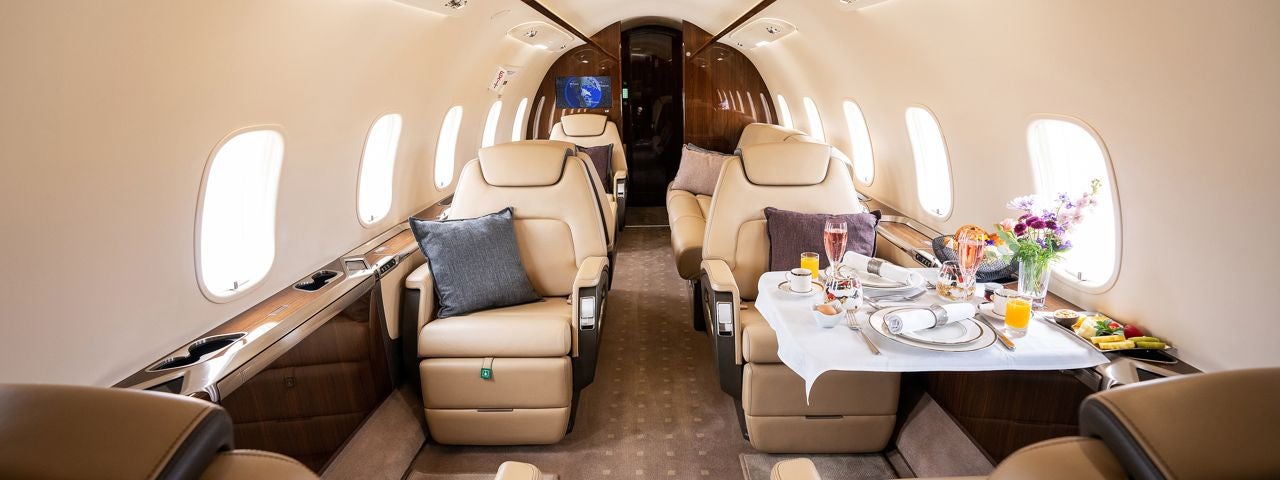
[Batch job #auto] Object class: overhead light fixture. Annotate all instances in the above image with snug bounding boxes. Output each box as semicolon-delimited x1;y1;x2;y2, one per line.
728;18;797;50
507;21;576;52
443;0;466;9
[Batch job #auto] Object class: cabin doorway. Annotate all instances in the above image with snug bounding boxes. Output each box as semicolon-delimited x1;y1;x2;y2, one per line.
621;26;683;207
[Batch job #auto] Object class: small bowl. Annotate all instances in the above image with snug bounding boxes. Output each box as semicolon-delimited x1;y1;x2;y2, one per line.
1053;309;1081;328
812;303;845;329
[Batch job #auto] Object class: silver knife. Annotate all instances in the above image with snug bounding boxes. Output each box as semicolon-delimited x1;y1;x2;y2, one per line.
977;309;1016;350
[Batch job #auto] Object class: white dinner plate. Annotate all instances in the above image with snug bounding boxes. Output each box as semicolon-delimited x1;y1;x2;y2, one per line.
897;317;984;345
777;281;823;296
869;307;997;352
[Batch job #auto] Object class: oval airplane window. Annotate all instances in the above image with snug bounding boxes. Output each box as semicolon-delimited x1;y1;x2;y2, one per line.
531;96;546;139
842;100;875;185
511;97;529;142
1027;116;1122;290
196;128;284;302
356;113;403;227
434;106;464;189
802;97;827;142
775;94;794;129
482;100;503;148
905;106;953;218
760;93;773;124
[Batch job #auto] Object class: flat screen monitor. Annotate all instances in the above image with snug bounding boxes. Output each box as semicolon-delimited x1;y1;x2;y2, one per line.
556;76;612;109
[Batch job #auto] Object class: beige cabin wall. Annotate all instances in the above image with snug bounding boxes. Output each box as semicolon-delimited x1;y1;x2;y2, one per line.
0;0;558;385
745;0;1280;371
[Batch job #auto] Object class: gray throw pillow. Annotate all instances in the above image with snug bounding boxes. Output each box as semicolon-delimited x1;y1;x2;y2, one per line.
577;144;613;193
670;144;732;196
409;207;542;318
764;207;881;272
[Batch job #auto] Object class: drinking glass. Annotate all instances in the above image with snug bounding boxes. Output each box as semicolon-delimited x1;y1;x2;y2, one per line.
800;252;820;279
937;260;970;301
1003;296;1032;338
823;219;848;274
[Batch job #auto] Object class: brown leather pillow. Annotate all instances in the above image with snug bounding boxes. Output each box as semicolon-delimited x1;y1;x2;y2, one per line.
670;144;732;196
764;207;881;272
577;144;612;193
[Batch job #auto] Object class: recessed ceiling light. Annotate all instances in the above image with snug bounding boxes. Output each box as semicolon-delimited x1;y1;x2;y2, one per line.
443;0;467;10
754;40;769;47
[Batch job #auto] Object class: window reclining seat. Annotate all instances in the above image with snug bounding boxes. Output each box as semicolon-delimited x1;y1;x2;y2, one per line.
699;141;899;453
668;123;817;330
550;113;628;231
0;384;317;480
404;140;611;446
769;367;1280;480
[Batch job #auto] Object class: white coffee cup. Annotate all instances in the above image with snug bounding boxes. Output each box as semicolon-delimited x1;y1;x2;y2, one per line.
788;268;813;293
993;288;1018;316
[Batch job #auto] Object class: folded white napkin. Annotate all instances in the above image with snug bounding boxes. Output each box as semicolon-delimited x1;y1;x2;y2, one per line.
841;251;920;286
885;303;977;334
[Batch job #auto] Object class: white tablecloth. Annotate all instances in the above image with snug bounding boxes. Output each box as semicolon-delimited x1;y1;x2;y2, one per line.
755;271;1109;397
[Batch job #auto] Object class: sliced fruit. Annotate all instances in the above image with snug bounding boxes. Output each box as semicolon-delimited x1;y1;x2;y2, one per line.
1122;324;1143;338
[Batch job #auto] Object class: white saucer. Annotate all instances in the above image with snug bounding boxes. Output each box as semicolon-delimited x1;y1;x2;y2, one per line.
777;281;823;296
979;303;1006;321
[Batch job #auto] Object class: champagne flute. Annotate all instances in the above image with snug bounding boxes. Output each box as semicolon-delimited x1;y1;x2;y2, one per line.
823;218;848;276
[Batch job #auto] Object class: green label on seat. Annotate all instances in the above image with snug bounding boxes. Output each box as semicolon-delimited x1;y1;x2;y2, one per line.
480;367;492;380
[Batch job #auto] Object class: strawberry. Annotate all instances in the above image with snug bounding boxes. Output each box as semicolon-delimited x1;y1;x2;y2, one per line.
1122;324;1143;339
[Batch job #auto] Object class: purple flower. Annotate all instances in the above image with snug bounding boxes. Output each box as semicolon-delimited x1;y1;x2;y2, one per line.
1045;220;1058;230
1014;223;1027;235
1018;213;1033;222
1036;237;1047;248
1029;218;1046;229
1007;195;1038;211
1061;240;1073;250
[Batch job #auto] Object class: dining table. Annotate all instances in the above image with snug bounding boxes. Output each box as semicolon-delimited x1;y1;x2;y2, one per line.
754;269;1110;399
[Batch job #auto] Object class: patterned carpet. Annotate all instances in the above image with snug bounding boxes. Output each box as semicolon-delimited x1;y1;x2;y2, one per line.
409;208;753;479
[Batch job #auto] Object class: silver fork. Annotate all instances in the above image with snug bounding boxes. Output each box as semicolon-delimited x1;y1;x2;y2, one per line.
865;289;926;310
845;311;882;355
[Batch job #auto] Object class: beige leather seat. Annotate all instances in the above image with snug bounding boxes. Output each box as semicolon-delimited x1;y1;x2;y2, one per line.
668;123;816;330
404;140;611;445
550;113;628;231
772;367;1280;480
699;141;897;453
0;383;316;480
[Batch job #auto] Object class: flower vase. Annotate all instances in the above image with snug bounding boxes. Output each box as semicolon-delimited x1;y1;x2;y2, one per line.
1017;258;1052;308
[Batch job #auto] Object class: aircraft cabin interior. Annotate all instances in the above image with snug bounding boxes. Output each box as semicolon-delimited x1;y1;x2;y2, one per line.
4;1;1280;479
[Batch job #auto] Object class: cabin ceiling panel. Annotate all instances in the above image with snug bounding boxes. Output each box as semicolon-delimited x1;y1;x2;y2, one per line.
535;0;754;36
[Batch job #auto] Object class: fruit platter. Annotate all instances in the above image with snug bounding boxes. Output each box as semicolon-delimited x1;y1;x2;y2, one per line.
1048;310;1171;352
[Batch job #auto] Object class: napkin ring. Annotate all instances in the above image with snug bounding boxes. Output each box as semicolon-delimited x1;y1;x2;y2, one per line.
867;258;884;276
928;304;948;328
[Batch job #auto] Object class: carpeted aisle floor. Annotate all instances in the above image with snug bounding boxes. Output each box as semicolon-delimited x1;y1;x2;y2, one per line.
408;208;753;479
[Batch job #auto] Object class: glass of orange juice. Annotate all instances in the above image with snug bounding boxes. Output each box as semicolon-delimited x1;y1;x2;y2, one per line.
1003;297;1032;338
800;252;820;279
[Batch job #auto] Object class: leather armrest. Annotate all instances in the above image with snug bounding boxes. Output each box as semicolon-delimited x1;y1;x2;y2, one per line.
403;263;438;348
405;262;434;291
701;259;740;300
989;437;1125;480
571;256;610;357
770;458;820;480
494;461;544;480
201;450;317;480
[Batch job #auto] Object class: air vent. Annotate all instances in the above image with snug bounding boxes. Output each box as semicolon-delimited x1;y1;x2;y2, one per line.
726;18;797;49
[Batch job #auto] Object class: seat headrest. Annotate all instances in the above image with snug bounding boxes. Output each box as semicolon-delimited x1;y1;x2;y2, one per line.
737;123;812;149
478;140;574;187
1079;367;1280;479
559;114;610;137
740;142;833;186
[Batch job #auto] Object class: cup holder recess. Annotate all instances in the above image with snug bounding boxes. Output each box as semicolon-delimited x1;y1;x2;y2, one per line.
294;270;341;292
148;332;246;372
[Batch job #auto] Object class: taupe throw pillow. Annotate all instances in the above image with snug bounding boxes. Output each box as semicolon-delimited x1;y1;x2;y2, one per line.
670;144;732;196
577;144;613;193
764;207;881;272
409;207;542;318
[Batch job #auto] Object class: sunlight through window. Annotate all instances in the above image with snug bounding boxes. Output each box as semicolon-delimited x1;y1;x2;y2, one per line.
776;95;794;128
1027;117;1120;287
434;106;464;188
511;97;529;142
842;100;874;184
482;100;502;147
197;129;284;301
905;106;952;217
356;114;402;226
802;97;826;141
